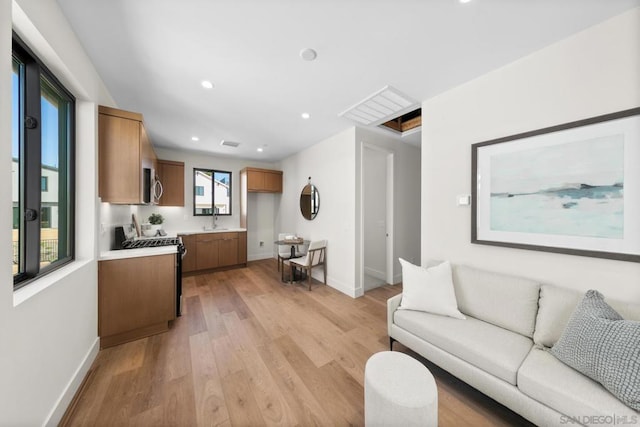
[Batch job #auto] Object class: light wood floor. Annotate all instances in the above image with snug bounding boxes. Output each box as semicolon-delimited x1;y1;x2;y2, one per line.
62;259;533;426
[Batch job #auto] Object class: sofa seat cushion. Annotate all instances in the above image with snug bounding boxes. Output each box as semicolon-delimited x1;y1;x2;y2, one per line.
393;309;533;385
518;347;638;420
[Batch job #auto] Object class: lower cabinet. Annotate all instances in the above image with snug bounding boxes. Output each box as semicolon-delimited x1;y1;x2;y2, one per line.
181;234;197;273
98;253;176;349
218;236;239;267
196;234;221;270
180;231;247;274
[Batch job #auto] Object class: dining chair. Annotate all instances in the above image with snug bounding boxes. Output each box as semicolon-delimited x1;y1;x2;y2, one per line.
285;239;327;290
277;233;305;272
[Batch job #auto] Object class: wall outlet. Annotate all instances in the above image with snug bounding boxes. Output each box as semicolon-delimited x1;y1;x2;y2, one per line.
259;241;264;247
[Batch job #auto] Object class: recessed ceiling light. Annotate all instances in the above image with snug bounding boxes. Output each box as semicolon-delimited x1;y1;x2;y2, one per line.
201;80;214;89
459;0;472;3
299;48;317;61
301;112;310;119
191;136;199;141
257;147;264;152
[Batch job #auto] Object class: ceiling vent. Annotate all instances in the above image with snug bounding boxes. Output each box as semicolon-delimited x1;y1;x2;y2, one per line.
338;85;419;127
220;140;240;148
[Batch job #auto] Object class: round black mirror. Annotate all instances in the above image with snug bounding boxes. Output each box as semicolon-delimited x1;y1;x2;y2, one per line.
300;184;320;220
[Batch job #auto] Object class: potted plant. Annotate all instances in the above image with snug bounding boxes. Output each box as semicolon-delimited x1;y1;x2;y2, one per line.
148;213;164;225
144;213;164;236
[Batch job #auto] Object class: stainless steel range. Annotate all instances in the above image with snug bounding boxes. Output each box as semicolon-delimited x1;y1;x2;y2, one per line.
121;237;182;249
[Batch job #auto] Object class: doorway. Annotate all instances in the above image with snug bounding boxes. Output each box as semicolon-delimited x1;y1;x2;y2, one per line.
362;144;394;291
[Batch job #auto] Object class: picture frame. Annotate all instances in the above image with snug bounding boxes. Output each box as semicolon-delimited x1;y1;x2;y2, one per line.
471;107;640;262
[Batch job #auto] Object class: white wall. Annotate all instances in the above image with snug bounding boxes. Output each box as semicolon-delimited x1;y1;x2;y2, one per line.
1;0;114;425
278;128;357;296
135;147;279;260
277;126;421;298
421;8;640;300
246;192;277;260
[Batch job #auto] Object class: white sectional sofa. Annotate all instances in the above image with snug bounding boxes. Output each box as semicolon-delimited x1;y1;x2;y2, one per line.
387;262;639;426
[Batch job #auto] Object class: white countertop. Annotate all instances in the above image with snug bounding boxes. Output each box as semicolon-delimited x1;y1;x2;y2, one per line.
175;227;246;235
99;228;247;260
99;245;179;261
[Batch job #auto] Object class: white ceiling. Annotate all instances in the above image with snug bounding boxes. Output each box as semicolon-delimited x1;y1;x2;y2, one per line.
56;0;639;162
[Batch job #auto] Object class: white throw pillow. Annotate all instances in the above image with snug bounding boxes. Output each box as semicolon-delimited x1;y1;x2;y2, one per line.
398;259;466;320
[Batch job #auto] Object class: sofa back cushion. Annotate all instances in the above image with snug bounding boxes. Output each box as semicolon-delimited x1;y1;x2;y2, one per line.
451;264;541;338
534;284;640;348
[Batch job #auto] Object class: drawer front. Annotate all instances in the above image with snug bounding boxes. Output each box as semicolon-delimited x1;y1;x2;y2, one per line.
196;232;237;242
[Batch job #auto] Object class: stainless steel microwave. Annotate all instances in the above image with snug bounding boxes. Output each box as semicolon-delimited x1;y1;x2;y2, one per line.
143;168;163;204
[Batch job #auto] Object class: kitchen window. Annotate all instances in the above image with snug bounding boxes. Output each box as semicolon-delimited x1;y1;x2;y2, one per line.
12;33;75;289
193;168;232;216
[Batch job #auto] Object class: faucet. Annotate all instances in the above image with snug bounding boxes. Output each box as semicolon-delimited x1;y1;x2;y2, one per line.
203;211;219;231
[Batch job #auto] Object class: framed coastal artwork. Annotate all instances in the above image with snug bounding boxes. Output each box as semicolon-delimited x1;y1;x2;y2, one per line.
471;107;640;262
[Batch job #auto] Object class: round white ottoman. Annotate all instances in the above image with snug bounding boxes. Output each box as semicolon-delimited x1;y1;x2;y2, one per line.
364;351;437;427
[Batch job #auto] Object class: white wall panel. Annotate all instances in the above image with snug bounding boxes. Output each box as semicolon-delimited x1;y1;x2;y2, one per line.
421;8;640;300
278;128;357;296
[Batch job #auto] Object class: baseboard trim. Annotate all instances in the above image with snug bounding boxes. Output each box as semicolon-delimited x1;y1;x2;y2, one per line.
393;273;402;284
322;272;360;299
364;266;385;281
248;252;276;262
45;337;99;427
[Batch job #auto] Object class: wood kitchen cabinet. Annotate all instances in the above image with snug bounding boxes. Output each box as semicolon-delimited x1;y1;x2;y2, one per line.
180;234;197;273
98;105;158;204
157;159;185;206
239;167;282;229
179;231;247;274
238;232;247;264
196;233;220;270
242;167;283;193
218;234;239;267
98;253;176;349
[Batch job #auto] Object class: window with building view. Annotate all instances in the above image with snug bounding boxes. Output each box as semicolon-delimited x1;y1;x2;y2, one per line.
193;169;232;216
12;34;75;289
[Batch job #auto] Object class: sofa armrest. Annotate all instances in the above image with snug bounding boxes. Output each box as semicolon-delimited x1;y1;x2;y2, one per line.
387;293;403;336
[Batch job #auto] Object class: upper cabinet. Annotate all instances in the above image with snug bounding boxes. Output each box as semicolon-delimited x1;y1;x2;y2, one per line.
239;167;283;228
243;167;283;193
157;160;185;206
98;105;158;204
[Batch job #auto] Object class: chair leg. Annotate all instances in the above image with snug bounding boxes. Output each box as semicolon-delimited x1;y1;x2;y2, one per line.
323;263;327;285
308;266;312;291
289;264;294;284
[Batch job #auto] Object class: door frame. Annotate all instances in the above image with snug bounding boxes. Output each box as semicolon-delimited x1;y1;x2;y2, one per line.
360;142;395;288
